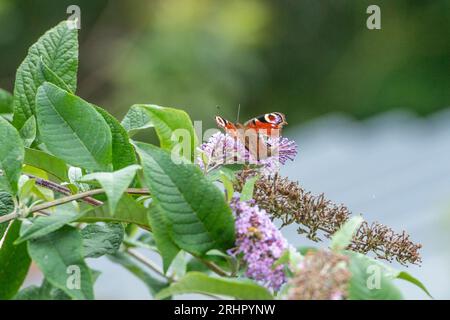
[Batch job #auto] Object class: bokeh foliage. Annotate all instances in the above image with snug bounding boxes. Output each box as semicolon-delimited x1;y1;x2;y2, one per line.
0;0;448;129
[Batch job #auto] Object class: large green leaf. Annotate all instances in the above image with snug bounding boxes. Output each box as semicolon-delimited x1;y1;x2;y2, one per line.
38;57;74;93
156;272;273;300
81;223;124;258
135;142;235;256
346;251;403;300
0;88;13;114
15;208;84;244
0;116;25;195
14;279;71;300
79;164;141;215
0;221;32;300
24;147;69;182
124;105;198;162
0;192;14;239
121;105;152;136
94;106;137;170
80;194;150;228
345;251;432;299
108;252;169;297
19;116;37;148
35;82;112;171
12;21;78;129
147;203;180;273
28;226;94;300
330;216;364;252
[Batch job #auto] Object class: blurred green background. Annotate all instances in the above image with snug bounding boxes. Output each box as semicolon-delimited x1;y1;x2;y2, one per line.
0;0;448;129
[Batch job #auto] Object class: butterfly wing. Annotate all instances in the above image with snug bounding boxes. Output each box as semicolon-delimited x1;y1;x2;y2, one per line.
240;127;273;161
244;112;287;136
216;113;287;161
215;116;239;138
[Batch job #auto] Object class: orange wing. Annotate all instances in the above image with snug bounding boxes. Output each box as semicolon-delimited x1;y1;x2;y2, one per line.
243;112;287;136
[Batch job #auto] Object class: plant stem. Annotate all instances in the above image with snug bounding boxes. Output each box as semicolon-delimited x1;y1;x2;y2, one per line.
126;248;171;281
197;256;230;277
29;188;150;213
0;211;18;224
29;189;106;213
27;173;103;206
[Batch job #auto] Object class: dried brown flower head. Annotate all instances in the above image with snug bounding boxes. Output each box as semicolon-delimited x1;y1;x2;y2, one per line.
235;171;422;265
287;250;351;300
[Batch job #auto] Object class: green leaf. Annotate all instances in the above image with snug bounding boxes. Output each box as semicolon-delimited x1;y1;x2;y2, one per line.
125;233;158;251
169;251;187;279
81;223;124;258
28;226;94;300
206;164;252;182
396;271;432;299
206;249;239;275
35;82;112;171
38;57;74;93
80;194;150;228
0;192;14;239
0;88;13;114
18;177;36;201
135;142;235;256
15;208;84;244
12;21;78;129
14;279;70;300
147;203;180;273
346;251;403;300
240;175;259;201
13;286;41;300
108;252;169;297
24;147;69;182
220;172;234;202
156;272;273;300
94;106;137;170
0;116;25;195
79;164;140;214
345;251;432;299
330;216;364;252
121;104;152;136
0;220;32;299
125;105;198;162
19;116;37;147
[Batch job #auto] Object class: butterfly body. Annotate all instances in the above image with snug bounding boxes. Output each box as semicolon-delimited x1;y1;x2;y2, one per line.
215;112;287;160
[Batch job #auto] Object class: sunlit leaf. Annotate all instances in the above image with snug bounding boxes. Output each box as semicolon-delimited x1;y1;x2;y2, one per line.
135;142;235;256
80;164;140;215
12;21;78;129
35;82;112;171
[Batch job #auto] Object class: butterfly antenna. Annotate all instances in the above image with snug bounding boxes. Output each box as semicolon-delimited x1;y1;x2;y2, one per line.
236;104;241;123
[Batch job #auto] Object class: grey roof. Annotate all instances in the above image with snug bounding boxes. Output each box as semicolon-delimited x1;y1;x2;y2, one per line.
281;109;450;299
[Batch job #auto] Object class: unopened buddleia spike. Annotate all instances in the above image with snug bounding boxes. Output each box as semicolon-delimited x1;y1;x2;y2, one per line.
235;172;422;265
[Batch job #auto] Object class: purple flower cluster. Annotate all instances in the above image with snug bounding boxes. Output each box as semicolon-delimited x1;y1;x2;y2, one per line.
197;132;249;171
229;199;289;291
196;132;297;175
